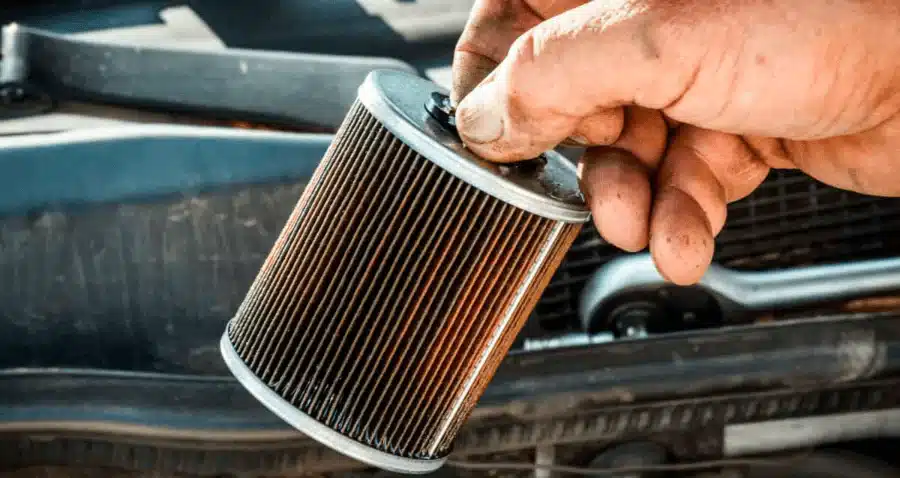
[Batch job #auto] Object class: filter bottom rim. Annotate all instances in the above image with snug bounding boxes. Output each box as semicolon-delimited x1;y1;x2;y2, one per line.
219;328;447;475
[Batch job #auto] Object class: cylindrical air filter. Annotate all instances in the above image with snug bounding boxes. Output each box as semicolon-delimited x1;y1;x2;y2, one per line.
220;70;589;474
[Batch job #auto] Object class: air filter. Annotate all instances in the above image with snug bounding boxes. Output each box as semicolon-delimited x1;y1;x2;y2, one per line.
219;70;589;474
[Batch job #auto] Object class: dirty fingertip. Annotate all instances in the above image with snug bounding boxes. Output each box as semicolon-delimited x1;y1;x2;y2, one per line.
649;187;714;286
581;148;651;252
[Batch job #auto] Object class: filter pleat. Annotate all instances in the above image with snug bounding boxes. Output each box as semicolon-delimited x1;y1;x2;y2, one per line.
331;177;468;431
412;213;546;452
276;125;409;393
310;169;455;421
239;104;373;361
360;195;498;448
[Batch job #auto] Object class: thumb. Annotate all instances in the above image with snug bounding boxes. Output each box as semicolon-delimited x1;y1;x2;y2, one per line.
455;1;705;161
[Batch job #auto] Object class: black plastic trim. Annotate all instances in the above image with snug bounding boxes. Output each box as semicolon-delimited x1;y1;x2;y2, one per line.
0;312;897;435
4;24;418;128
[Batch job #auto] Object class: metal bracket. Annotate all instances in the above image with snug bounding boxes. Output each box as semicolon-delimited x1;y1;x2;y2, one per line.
579;253;900;335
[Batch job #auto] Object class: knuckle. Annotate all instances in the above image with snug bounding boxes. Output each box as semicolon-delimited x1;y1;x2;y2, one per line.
504;31;539;89
501;28;580;136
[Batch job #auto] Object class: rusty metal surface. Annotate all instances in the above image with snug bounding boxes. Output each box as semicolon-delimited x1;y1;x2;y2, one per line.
227;102;581;460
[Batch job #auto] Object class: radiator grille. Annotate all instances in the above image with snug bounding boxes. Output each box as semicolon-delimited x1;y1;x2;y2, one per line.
536;170;900;331
226;102;580;461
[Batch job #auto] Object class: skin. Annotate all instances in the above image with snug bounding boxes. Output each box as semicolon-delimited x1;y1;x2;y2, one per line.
451;0;900;285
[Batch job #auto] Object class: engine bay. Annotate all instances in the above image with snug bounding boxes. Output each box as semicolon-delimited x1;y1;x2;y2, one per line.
0;2;898;477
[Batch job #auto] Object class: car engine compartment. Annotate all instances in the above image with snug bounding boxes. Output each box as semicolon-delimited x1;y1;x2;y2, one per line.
0;2;899;477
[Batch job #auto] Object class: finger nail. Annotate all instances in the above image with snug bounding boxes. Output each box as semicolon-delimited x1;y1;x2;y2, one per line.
455;82;504;144
561;135;590;147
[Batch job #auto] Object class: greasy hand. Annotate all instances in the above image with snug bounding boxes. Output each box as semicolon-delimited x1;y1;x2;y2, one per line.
452;0;900;285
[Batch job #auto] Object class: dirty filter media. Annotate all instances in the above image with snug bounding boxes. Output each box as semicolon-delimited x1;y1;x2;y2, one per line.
219;70;590;474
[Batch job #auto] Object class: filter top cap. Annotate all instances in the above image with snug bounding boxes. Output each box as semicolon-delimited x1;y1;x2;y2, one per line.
358;70;591;224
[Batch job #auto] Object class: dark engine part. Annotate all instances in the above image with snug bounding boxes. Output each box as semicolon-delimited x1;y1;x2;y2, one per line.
588;442;669;477
579;253;900;336
535;169;900;336
0;22;416;128
741;450;899;478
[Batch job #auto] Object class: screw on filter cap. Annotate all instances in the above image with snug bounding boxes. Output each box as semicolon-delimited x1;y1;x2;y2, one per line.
425;91;457;131
416;88;590;222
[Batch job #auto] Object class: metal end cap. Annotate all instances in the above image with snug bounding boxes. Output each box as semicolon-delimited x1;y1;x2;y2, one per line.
219;327;447;475
357;69;590;224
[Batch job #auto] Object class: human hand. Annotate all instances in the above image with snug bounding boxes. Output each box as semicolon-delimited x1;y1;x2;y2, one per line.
451;0;900;285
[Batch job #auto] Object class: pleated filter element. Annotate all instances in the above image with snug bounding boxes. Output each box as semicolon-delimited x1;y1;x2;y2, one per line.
220;70;590;474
